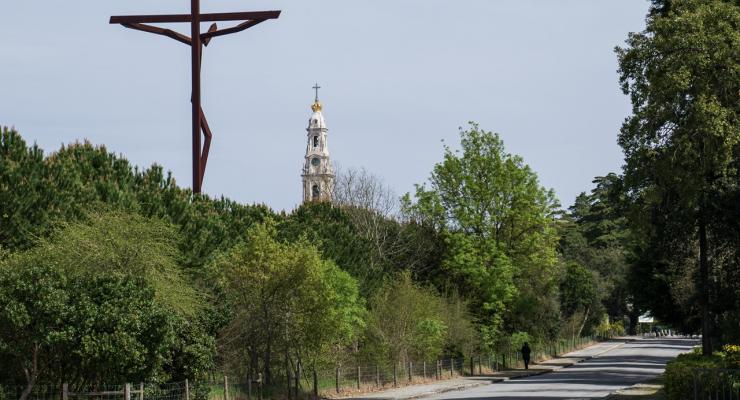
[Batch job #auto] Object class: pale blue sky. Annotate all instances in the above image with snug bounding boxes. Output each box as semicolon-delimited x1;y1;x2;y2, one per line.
0;1;649;211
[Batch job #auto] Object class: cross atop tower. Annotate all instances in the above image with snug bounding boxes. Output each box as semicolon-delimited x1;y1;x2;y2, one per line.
313;83;321;102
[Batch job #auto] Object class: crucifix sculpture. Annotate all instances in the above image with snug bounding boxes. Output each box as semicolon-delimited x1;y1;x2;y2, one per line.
110;1;280;193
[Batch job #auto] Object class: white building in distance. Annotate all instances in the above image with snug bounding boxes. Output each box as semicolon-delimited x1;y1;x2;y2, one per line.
301;84;335;203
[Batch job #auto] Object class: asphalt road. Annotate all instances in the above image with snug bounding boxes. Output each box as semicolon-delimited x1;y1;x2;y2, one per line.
424;338;697;400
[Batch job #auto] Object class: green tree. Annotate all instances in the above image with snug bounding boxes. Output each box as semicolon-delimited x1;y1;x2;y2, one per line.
404;123;561;344
212;220;364;384
559;263;601;338
616;0;740;353
0;127;48;250
0;262;181;394
0;211;214;392
559;174;635;330
279;202;380;296
364;272;449;363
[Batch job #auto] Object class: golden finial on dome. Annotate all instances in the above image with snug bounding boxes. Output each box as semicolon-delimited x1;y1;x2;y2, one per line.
311;83;322;112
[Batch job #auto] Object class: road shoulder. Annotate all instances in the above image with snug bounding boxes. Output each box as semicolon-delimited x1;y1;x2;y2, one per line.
333;338;636;400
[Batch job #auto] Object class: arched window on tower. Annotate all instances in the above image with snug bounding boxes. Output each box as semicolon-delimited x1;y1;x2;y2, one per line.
312;184;320;199
313;136;319;147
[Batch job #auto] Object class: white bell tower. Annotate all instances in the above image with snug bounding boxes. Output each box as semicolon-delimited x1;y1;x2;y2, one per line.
302;83;334;203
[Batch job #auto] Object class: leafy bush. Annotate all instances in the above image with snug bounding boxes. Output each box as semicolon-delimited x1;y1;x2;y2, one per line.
720;344;740;368
664;350;733;400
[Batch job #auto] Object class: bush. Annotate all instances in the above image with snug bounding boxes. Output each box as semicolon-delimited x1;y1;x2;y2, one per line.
664;351;728;400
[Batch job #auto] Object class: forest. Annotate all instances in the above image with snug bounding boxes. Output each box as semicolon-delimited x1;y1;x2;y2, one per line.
0;123;626;394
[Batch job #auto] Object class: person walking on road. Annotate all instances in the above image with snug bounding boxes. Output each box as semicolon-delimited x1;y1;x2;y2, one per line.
521;342;532;370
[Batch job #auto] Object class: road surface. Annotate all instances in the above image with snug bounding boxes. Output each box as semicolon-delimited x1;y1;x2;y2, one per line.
424;338;696;400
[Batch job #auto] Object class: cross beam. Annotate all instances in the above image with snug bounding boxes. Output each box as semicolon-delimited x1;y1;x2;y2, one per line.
110;2;280;193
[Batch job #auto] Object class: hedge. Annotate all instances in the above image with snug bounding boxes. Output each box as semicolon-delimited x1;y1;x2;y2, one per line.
664;345;740;400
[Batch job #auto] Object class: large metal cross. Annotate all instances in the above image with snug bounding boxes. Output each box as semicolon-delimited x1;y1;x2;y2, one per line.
110;1;280;193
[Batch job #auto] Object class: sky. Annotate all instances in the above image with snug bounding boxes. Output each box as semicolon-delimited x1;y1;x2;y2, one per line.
0;1;650;212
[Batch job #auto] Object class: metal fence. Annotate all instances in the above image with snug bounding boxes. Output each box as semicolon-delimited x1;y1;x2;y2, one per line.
0;383;186;400
692;369;740;400
0;336;599;400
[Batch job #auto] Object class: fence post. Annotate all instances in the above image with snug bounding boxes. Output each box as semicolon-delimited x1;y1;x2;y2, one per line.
247;374;252;400
139;383;144;400
393;363;397;387
469;356;474;376
408;362;413;382
478;355;482;375
224;375;229;400
313;369;318;400
357;366;361;390
335;367;340;394
185;379;190;400
423;361;426;380
375;365;380;388
62;383;68;400
124;383;131;400
450;358;454;377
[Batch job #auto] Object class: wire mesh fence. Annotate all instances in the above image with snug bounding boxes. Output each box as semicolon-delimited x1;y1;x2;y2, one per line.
692;369;740;400
0;336;598;400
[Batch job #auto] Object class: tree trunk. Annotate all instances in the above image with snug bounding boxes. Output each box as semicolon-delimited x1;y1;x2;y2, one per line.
577;306;590;338
20;344;39;400
699;218;712;355
628;309;639;335
264;337;272;386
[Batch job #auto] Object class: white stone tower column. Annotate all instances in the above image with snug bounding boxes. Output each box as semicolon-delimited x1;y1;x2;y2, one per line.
302;84;334;203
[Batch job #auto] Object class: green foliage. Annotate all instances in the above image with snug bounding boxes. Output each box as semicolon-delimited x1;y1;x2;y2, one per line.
0;211;214;388
404;122;561;344
560;263;599;322
508;332;532;351
0;250;174;387
279;202;380;295
559;174;634;331
212;220;364;378
37;212;201;316
664;351;735;400
616;0;740;347
0;127;49;249
363;272;477;363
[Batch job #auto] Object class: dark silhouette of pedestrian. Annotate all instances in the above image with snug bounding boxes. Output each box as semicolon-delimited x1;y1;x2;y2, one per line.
521;342;531;370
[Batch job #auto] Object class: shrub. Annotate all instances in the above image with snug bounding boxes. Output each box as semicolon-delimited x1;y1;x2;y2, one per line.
721;344;740;368
664;352;725;400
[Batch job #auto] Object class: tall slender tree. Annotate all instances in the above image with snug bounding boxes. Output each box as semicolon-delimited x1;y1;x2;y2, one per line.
616;0;739;353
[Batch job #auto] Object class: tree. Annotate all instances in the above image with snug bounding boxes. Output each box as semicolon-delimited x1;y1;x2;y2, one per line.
334;166;398;217
404;123;561;345
0;127;48;250
212;220;364;384
0;212;211;395
559;263;601;338
0;263;179;395
559;174;635;330
363;273;478;364
616;0;739;353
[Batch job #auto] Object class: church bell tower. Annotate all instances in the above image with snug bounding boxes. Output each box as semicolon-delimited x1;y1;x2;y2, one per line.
302;84;334;203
